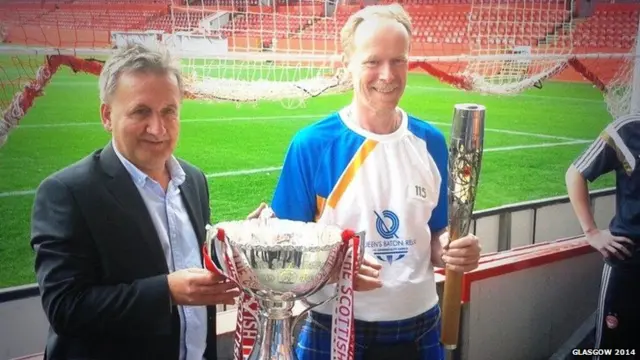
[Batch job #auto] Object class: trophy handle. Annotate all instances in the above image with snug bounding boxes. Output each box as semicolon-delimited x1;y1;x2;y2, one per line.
203;225;247;292
289;293;338;343
212;232;230;273
296;230;366;308
289;230;366;343
355;230;366;268
203;225;229;275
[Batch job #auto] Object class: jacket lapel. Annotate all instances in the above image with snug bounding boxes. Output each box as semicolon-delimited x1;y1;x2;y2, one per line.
98;142;169;273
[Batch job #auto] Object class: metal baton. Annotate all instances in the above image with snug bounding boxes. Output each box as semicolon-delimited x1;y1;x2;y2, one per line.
440;103;485;356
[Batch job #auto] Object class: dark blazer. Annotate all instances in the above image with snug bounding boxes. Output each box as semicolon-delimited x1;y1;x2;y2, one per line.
30;142;217;360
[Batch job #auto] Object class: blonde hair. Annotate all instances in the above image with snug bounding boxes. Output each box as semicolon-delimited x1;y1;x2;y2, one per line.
340;4;412;59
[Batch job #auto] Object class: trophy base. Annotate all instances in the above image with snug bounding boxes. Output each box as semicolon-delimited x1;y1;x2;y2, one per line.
248;299;300;360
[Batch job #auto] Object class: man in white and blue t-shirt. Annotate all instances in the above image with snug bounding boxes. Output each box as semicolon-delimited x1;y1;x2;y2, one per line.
270;4;482;360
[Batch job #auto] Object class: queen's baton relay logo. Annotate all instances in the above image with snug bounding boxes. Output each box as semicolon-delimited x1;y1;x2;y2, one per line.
369;210;416;264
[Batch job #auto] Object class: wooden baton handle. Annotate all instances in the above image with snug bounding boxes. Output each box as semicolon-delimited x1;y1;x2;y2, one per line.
440;228;463;350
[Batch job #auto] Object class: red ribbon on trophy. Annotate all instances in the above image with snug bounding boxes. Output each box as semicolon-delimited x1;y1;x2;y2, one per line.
203;228;259;360
330;229;359;360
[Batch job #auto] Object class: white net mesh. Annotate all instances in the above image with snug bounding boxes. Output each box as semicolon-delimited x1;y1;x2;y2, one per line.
180;53;347;108
158;0;346;107
604;51;639;119
167;0;640;109
461;0;574;94
602;18;640;119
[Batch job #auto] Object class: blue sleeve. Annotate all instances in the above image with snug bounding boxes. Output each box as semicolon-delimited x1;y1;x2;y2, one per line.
271;133;316;222
427;130;449;234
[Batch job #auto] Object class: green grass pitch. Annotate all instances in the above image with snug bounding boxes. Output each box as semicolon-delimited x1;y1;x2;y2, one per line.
0;61;617;288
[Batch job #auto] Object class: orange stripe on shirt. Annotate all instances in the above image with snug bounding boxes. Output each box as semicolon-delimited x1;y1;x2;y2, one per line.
326;139;377;209
315;195;326;221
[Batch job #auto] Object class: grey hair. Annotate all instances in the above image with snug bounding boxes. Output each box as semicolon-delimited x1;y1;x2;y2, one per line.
98;43;183;104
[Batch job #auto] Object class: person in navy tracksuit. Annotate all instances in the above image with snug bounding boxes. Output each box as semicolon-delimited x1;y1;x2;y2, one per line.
566;113;640;357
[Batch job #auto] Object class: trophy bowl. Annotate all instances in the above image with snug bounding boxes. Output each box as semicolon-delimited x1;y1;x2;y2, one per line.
203;217;365;360
207;218;350;301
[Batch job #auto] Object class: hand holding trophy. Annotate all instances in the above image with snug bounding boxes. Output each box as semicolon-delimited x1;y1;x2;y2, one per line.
202;204;365;360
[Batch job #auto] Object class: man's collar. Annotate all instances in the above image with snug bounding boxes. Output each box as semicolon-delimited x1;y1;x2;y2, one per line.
112;142;185;187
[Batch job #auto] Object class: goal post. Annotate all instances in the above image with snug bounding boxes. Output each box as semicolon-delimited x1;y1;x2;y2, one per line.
0;0;639;146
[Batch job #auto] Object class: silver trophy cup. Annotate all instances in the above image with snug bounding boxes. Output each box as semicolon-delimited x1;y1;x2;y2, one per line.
203;217;365;360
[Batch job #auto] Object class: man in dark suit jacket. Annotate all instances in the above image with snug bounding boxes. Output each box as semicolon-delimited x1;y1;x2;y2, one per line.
30;44;260;360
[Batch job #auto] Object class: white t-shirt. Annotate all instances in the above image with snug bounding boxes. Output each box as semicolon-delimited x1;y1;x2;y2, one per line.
271;106;448;322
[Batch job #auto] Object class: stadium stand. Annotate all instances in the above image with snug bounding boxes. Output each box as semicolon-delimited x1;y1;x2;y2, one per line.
1;0;639;141
1;0;637;53
573;6;639;49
